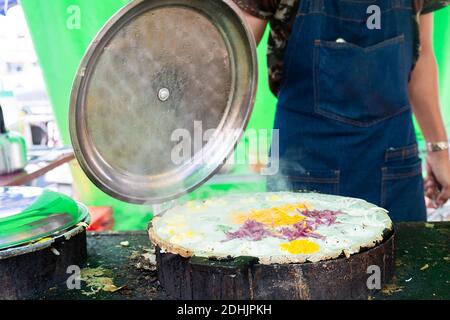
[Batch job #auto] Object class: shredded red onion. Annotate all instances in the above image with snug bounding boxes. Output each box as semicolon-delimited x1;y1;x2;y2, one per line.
297;209;341;226
222;209;342;242
278;221;325;241
224;220;275;241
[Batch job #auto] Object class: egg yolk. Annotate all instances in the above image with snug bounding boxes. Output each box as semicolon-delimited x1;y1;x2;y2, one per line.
267;194;281;201
231;203;311;227
170;230;201;243
280;239;320;254
163;219;187;235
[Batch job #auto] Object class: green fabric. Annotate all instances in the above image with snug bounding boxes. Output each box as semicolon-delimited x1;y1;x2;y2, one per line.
20;0;151;230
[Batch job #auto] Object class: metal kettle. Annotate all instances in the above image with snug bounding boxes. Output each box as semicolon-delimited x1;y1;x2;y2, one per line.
0;105;28;175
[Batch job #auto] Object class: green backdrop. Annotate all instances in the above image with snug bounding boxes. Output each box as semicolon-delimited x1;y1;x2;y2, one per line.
434;8;450;133
21;0;153;230
20;1;448;229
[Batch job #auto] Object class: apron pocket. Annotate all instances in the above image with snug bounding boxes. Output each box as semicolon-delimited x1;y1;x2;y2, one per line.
313;35;410;127
286;169;340;194
380;159;426;221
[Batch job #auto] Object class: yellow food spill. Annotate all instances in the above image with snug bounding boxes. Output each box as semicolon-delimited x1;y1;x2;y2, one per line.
381;283;404;295
170;230;202;243
420;264;429;271
186;201;194;208
163;222;187;236
280;239;320;254
163;215;188;235
231;203;311;227
186;201;206;212
267;194;281;201
80;267;123;296
35;237;53;243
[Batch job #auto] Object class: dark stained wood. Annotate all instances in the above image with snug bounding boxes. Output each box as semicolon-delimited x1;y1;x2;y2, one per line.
0;152;75;187
0;231;87;300
155;232;395;300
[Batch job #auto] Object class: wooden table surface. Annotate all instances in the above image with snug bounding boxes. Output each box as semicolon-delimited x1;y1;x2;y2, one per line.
39;222;450;300
0;151;74;187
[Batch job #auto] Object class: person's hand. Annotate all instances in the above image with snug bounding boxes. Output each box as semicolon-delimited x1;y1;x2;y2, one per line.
425;151;450;208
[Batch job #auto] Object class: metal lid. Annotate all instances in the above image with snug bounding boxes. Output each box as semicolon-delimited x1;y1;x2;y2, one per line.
70;0;257;204
0;187;90;250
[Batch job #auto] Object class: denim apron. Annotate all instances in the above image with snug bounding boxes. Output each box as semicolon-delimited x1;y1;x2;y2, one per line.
267;0;427;221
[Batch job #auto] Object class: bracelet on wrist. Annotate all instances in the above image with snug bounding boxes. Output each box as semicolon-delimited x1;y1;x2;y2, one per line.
427;141;449;153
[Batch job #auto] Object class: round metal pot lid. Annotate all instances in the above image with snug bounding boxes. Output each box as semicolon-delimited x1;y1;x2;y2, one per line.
70;0;257;204
0;187;90;250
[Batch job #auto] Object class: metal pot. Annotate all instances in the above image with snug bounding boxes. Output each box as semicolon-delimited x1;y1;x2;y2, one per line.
0;105;28;175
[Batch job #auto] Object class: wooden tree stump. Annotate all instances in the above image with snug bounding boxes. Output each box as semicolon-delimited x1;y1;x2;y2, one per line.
0;227;87;300
156;232;395;300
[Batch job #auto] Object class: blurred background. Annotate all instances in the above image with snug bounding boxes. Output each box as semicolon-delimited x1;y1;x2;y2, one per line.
1;0;449;229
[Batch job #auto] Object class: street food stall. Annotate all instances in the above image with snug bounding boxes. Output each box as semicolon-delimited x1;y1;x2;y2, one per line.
0;0;449;301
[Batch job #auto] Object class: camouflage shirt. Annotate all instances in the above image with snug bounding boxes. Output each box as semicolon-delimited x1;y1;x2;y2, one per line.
233;0;450;96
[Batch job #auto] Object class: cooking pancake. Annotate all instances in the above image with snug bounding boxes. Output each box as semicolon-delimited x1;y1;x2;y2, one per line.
149;192;393;264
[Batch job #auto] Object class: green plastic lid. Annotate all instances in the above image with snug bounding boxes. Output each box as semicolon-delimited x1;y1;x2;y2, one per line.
0;187;89;250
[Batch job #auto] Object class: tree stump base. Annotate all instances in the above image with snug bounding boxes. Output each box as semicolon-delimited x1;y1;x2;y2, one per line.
0;227;87;300
156;232;395;300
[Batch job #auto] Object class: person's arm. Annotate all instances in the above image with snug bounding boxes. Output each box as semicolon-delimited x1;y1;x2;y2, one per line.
242;13;268;45
408;13;450;207
232;0;271;44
